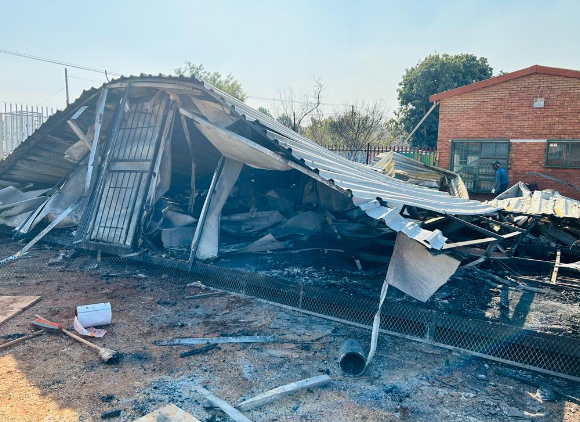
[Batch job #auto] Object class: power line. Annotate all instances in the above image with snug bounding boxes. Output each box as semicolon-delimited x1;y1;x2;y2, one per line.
40;87;66;105
68;75;106;83
0;48;122;76
0;48;377;113
247;95;351;108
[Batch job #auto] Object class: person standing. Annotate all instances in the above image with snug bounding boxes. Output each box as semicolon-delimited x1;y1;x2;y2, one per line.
492;160;508;197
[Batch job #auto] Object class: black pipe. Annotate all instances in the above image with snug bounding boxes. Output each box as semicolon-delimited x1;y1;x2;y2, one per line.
339;338;366;376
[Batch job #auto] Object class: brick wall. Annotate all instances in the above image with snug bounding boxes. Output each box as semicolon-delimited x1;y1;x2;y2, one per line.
436;73;580;199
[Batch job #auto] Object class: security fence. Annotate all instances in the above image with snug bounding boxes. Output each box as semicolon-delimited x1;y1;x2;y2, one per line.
1;243;578;383
328;144;439;166
0;103;55;158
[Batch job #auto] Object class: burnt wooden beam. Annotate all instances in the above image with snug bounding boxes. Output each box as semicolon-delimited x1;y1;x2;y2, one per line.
475;215;526;232
442;231;520;250
550;248;561;284
445;214;504;240
509;216;539;257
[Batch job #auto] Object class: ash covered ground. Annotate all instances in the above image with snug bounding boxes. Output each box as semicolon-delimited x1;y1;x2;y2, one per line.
0;241;579;421
215;247;580;337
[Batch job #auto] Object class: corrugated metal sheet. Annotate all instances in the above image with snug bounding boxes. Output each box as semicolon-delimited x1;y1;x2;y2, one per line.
371;151;470;200
0;88;102;187
3;75;504;252
488;182;580;218
201;81;499;216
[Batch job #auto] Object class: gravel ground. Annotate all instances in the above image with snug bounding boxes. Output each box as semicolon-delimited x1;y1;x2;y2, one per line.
0;242;579;421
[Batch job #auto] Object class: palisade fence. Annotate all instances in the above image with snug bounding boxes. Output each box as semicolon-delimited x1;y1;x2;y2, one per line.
328;143;438;166
0;103;56;158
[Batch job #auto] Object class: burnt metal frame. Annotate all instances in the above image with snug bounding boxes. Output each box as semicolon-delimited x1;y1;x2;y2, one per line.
74;86;175;254
75;85;132;250
138;101;177;245
82;93;172;253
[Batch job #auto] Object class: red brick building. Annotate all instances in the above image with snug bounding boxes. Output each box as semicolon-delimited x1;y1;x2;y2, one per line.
430;65;580;199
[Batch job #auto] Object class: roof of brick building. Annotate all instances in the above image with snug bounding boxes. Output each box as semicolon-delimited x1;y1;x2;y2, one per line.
430;65;580;102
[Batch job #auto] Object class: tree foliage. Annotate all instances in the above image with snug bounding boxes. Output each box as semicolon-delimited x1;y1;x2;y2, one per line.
328;101;387;149
303;116;334;147
397;53;493;147
257;107;273;118
174;61;247;101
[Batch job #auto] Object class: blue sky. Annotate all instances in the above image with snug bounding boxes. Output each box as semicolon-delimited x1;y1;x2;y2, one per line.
1;0;579;114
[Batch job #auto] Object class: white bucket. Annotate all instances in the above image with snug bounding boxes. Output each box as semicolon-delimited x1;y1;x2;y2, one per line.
76;302;112;328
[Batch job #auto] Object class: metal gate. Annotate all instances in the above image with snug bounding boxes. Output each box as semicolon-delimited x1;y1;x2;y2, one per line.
77;90;173;252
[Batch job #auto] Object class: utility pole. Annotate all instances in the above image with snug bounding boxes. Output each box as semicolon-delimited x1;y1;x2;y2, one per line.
64;68;70;106
293;112;296;132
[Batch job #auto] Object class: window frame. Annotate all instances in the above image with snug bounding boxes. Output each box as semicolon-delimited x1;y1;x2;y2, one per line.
544;140;580;168
449;139;510;193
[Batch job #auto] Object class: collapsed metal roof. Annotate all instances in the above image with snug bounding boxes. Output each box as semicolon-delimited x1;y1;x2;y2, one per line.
488;182;580;218
0;75;501;252
371;150;470;200
200;80;498;216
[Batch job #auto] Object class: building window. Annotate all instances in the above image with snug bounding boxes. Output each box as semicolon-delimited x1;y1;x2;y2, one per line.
450;140;509;193
545;140;580;168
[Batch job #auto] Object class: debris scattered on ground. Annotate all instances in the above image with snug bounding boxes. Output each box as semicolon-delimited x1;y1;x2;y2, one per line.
155;335;275;346
100;409;121;419
32;314;118;363
236;374;331;411
0;295;41;327
134;404;201;422
0;249;579;421
339;338;367;376
73;316;107;338
191;384;252;422
0;329;44;351
184;292;227;300
179;343;218;358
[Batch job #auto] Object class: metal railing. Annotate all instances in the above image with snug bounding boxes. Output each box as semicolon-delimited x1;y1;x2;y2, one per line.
0;103;56;158
328;144;439;166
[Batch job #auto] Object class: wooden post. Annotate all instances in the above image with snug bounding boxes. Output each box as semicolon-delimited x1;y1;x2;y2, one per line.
551;248;561;284
180;115;197;213
65;68;70;106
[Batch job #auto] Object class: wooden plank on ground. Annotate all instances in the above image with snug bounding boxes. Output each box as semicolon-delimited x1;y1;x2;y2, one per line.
237;375;331;411
192;385;252;422
133;404;201;422
0;296;41;327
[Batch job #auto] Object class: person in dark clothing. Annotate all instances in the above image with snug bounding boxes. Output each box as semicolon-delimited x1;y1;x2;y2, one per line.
492;160;508;197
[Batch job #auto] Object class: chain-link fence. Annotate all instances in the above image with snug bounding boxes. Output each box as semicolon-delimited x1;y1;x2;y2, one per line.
1;244;579;382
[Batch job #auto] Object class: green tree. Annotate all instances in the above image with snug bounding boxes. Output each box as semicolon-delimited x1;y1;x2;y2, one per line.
174;61;247;101
397;54;493;147
328;101;387;149
276;114;294;129
257;107;273;118
303;116;334;147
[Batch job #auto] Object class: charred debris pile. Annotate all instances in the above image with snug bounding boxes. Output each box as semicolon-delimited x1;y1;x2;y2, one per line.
0;75;577;298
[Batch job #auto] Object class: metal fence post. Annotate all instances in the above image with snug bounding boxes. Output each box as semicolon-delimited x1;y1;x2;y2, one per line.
366;143;371;164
